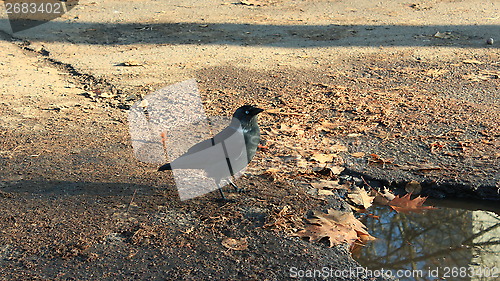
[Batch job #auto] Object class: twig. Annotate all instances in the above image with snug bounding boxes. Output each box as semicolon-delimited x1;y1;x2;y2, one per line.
360;176;374;189
126;189;137;213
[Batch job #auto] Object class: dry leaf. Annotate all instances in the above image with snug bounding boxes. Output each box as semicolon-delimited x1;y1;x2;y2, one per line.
318;189;336;196
279;124;302;133
264;206;301;233
433;31;454;39
347;187;375;209
347;133;362;138
389;193;436;213
317;121;341;132
311;153;336;163
310;180;346;190
294;209;375;248
424;69;448;77
121;60;143;66
350;152;365;158
329;144;348;152
262;168;281;182
368;153;394;164
327;165;345;175
98;92;116;98
238;0;266;6
222;238;248;251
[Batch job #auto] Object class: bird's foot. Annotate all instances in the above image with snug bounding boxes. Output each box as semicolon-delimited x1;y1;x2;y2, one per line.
234;187;247;193
228;179;243;193
215;197;236;203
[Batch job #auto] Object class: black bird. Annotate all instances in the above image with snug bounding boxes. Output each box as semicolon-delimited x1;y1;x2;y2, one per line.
158;105;264;199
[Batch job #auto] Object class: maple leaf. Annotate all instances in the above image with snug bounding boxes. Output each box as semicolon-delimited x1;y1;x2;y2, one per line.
388;193;436;213
294;209;375;248
347;187;375;209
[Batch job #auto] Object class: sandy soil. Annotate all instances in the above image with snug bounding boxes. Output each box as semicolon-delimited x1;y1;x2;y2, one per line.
0;0;498;280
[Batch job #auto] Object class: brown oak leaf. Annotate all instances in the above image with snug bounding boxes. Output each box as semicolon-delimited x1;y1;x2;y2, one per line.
294;209;375;248
347;187;375;209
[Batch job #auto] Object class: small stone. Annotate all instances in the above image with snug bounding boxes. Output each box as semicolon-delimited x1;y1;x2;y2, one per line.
486;38;494;45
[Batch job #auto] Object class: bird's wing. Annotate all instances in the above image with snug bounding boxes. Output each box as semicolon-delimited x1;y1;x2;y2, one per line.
169;125;247;171
183;125;238;156
183;137;217;156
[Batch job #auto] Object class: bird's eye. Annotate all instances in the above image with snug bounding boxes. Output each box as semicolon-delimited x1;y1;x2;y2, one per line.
245;110;250;115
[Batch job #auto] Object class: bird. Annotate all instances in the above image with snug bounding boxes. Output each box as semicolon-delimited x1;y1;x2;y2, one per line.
158;105;264;200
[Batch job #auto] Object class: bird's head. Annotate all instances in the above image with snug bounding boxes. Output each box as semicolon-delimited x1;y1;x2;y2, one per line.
233;105;264;123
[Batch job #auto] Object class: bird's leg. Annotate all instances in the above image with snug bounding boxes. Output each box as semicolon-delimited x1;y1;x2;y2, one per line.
216;182;227;200
228;177;245;193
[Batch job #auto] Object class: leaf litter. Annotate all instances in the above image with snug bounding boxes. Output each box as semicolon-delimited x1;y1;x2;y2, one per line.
199;56;497;254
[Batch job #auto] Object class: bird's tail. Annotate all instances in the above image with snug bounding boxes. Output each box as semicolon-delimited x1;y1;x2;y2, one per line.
158;163;172;171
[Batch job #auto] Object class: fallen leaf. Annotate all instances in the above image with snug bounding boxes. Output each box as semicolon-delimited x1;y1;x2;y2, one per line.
424;69;448;77
351;152;365;158
311;153;336;163
433;31;454;39
318;189;336;196
264;205;302;233
326;165;345;175
347;133;362;138
347;187;375;209
238;0;266;6
368;153;394;164
464;70;500;81
222;238;248;250
262;168;281;182
294;209;375;248
388;193;436;213
316;121;341;132
310;180;346;190
329;144;348;152
265;108;282;114
120;60;143;66
98;92;116;98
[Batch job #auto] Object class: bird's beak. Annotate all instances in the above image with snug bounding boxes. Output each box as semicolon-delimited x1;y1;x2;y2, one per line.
253;107;264;115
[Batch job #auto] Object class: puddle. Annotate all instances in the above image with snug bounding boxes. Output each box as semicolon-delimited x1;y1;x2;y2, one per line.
355;199;500;281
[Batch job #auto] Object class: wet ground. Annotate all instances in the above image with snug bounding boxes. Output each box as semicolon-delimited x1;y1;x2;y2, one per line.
357;201;500;281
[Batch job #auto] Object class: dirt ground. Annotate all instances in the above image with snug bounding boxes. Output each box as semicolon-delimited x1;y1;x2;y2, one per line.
0;0;499;280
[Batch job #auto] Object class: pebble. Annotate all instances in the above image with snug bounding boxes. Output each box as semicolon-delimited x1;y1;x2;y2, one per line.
486;38;494;45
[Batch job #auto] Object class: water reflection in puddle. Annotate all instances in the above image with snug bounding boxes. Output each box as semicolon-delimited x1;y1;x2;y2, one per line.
355;200;500;281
